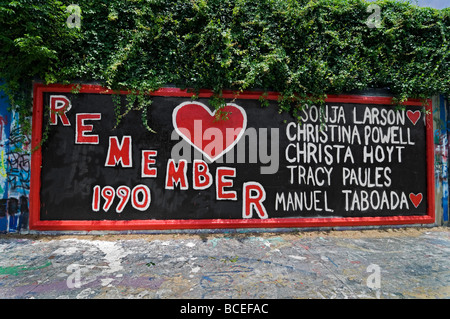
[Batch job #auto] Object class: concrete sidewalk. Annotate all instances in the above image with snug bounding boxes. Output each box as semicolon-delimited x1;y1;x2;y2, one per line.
0;227;448;299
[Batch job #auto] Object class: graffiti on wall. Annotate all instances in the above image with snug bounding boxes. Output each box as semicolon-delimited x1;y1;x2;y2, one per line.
435;130;448;183
433;95;449;223
0;91;31;233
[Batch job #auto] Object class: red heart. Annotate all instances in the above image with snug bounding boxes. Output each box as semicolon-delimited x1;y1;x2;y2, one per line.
173;102;247;162
406;110;421;125
409;193;423;208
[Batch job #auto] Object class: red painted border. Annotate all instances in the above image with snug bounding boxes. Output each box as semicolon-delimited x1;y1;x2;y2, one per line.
29;83;435;231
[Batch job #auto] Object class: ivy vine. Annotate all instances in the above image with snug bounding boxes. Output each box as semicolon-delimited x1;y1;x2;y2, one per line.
0;0;448;133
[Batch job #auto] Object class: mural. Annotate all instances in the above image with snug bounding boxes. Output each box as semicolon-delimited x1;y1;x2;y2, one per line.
0;89;31;233
30;84;436;231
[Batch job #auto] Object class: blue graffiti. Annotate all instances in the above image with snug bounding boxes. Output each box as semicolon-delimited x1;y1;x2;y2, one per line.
0;87;30;233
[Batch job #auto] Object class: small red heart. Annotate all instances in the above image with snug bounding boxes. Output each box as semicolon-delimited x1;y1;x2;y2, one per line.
406;110;421;125
173;102;247;162
409;193;423;208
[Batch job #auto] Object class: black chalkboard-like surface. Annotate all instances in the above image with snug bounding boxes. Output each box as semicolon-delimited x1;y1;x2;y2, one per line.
30;85;434;230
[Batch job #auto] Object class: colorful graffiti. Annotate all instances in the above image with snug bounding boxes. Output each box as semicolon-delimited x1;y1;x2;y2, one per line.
0;89;30;233
433;95;449;223
434;130;448;182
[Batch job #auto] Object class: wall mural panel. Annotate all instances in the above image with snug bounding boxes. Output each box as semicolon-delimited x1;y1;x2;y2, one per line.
29;84;435;231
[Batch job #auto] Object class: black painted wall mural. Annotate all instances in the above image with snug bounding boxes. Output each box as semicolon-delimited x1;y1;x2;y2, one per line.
29;85;435;230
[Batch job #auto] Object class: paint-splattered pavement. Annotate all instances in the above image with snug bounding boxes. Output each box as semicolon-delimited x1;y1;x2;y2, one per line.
0;227;448;299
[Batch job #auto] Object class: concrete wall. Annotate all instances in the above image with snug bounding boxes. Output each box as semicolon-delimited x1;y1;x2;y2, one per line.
0;90;31;233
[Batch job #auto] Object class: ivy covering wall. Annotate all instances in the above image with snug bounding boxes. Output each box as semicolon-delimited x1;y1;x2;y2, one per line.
0;0;448;129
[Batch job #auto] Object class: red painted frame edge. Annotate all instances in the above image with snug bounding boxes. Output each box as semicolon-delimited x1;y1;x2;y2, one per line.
29;83;435;231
